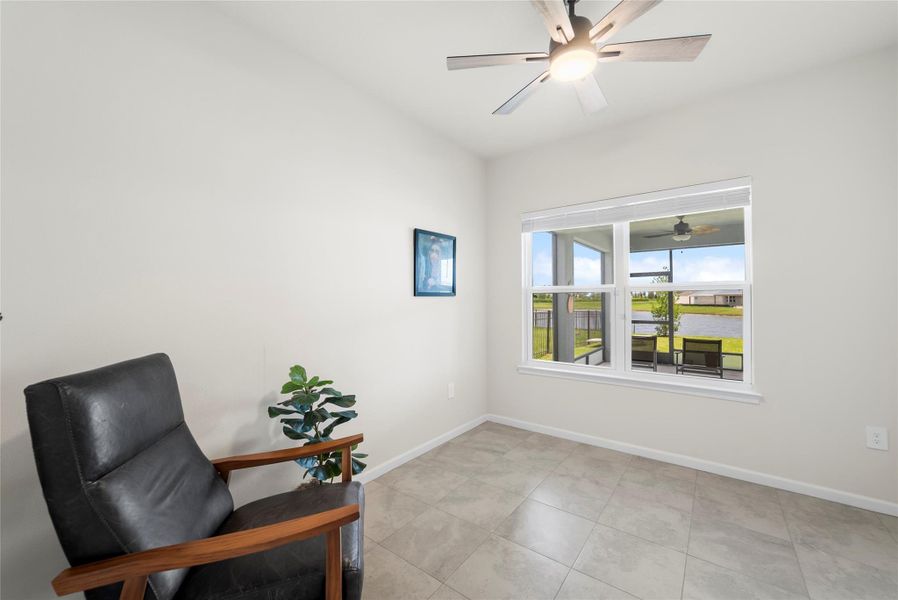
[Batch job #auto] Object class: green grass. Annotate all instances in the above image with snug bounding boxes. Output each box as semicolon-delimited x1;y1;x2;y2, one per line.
630;300;742;316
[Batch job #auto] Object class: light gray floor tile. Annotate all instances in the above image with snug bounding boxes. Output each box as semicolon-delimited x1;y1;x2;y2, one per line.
470;457;552;496
629;456;697;482
693;484;789;540
617;466;696;512
529;472;614;521
879;513;898;542
436;481;525;529
379;459;469;504
696;471;780;503
479;421;533;440
430;584;469;599
363;479;386;494
570;443;634;465
381;507;489;582
363;542;442;600
451;428;526;454
780;493;898;571
556;570;638;600
558;452;629;486
365;485;430;542
573;523;687;599
494;499;594;566
502;433;579;467
683;556;808;600
422;442;503;474
795;543;898;600
598;489;692;551
688;516;807;596
446;534;568;599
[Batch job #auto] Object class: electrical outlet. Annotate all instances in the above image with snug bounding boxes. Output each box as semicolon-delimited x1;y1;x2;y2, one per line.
447;382;455;399
866;426;888;451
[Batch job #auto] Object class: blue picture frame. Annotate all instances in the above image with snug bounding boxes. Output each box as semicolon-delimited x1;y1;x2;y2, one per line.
414;228;456;296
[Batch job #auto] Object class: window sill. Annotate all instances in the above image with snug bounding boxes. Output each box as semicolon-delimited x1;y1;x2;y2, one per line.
517;362;761;404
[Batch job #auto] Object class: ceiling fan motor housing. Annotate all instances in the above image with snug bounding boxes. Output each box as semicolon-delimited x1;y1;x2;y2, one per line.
548;15;594;56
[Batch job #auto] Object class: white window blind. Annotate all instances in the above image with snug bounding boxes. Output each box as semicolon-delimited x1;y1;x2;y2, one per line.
522;178;751;233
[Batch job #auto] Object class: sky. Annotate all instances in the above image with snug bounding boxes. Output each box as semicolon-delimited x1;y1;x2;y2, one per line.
532;232;745;286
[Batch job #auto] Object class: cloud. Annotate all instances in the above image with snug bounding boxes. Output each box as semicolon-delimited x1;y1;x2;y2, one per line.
574;256;603;286
533;251;553;286
674;256;744;282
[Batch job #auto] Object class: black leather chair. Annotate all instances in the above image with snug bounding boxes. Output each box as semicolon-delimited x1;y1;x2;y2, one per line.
25;353;364;600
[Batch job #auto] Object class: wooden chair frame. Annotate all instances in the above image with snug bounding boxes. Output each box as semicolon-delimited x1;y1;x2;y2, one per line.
51;433;364;600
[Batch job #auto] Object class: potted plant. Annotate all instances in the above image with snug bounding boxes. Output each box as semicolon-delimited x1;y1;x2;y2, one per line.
268;364;366;483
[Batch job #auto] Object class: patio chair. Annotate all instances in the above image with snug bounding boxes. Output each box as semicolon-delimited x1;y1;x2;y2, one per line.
631;335;658;371
25;353;363;600
676;338;724;378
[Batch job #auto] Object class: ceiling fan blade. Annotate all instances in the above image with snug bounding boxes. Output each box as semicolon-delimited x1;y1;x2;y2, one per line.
531;0;575;44
598;35;712;62
493;71;551;115
691;225;721;236
446;52;549;71
572;74;608;114
642;232;676;238
589;0;662;45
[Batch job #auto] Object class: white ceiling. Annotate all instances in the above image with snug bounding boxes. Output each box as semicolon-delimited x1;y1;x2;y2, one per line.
218;1;898;158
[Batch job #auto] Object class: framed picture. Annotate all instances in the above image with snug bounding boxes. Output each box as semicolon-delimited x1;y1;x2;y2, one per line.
414;228;456;296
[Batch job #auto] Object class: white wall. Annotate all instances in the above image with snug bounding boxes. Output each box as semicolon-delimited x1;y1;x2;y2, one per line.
0;3;486;598
486;48;898;506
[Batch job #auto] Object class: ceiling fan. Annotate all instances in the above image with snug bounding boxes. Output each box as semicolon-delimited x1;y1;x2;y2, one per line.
446;0;711;115
643;216;719;242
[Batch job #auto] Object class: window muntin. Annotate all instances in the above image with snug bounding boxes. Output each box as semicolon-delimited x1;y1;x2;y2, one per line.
521;179;753;396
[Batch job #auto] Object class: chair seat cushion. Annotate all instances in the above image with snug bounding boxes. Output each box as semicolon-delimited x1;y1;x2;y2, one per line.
175;481;364;600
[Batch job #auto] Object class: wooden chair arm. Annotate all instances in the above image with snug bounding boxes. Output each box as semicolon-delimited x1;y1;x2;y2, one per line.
211;433;364;483
52;503;360;599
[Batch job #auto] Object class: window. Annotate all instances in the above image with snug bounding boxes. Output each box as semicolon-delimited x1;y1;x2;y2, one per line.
520;178;756;402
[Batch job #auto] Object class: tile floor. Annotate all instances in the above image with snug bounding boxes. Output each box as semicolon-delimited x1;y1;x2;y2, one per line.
360;422;898;600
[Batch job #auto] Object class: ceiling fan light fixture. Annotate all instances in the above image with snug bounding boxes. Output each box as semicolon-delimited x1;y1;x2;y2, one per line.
672;233;692;242
549;46;597;82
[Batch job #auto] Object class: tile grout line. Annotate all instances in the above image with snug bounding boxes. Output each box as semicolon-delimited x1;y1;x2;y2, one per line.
679;471;698;600
776;490;814;599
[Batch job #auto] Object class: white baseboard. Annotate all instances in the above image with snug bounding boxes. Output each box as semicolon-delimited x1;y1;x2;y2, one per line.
356;414;486;484
487;413;898;517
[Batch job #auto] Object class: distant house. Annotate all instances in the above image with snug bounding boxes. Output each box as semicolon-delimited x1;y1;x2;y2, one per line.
676;291;743;307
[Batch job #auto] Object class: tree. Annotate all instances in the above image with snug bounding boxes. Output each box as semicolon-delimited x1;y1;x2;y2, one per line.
650;271;681;337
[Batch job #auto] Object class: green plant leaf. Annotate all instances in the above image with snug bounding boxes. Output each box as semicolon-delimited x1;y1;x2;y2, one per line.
351;452;368;459
314;407;333;420
282;425;311;440
320;387;342;397
296;456;318;469
280;381;302;394
330;410;357;419
289;365;307;384
322;416;350;437
268;406;298;417
307;375;320;388
291;391;319;404
350;458;367;474
279;418;312;433
316;380;334;388
324;395;355;408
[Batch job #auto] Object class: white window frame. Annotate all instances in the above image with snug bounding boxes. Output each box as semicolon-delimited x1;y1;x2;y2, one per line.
518;178;759;404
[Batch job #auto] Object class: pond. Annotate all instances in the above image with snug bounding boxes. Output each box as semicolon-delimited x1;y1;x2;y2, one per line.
631;311;743;338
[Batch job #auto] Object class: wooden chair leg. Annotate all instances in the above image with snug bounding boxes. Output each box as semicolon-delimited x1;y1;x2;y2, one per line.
325;529;342;600
119;575;148;600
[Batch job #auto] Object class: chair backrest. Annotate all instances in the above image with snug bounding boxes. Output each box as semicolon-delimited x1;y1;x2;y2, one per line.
25;354;234;600
631;335;657;363
682;338;722;368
